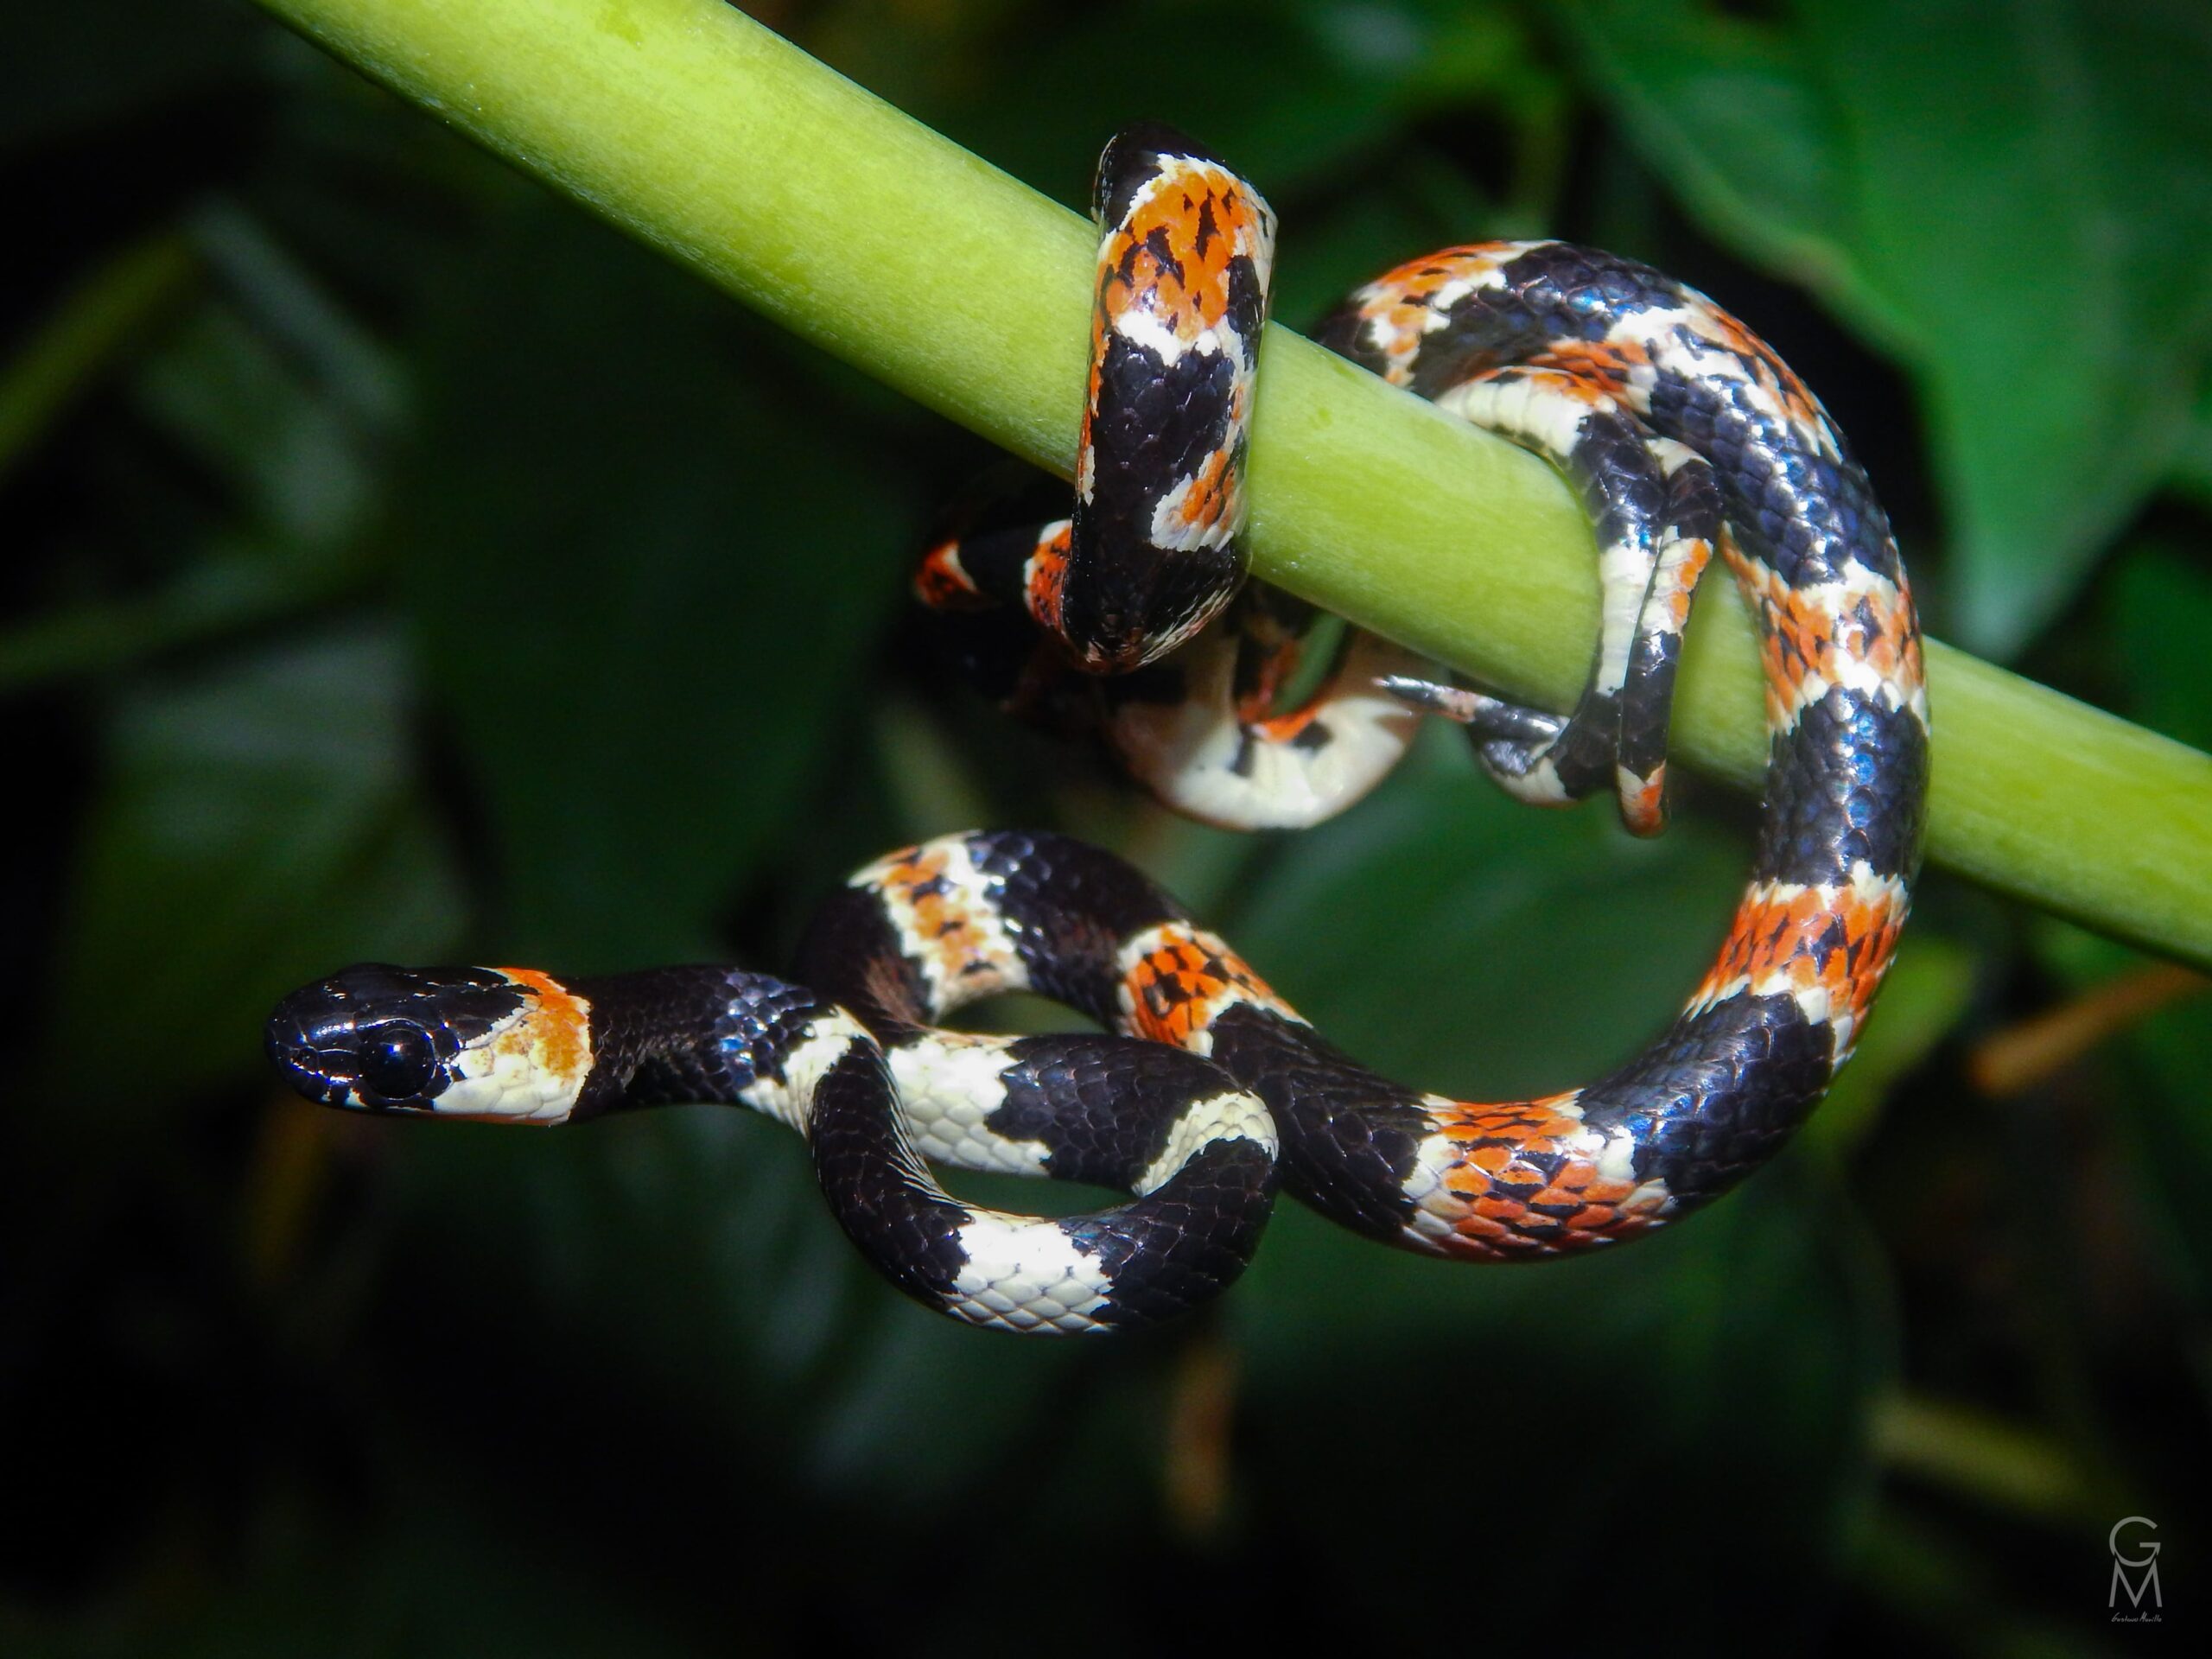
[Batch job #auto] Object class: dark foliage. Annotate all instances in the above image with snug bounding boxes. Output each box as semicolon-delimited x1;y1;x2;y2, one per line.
4;1;2210;1651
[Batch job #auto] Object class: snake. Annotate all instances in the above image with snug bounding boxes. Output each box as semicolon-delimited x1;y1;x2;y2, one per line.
265;125;1929;1334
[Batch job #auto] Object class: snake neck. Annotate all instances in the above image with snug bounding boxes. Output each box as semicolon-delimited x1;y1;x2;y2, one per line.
561;967;846;1125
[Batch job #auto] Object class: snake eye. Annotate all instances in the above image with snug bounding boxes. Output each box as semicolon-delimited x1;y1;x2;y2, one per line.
359;1021;438;1103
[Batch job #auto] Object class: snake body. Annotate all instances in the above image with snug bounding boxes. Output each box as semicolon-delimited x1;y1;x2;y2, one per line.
267;127;1927;1328
265;929;1276;1334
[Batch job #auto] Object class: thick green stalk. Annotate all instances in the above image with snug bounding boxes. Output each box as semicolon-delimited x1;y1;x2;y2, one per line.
250;0;2212;969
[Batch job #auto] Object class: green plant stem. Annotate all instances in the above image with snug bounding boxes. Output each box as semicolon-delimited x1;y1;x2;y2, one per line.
250;0;2212;970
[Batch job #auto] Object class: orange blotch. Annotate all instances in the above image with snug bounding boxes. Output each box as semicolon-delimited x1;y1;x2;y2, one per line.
1581;1175;1641;1208
1416;1090;1673;1255
1655;536;1713;632
493;968;592;1088
1529;369;1613;407
1528;336;1650;397
1098;162;1271;347
1123;925;1290;1049
1024;524;1071;632
1169;445;1236;535
1441;1211;1516;1252
1350;245;1515;380
872;845;1006;989
1251;702;1321;745
913;540;986;610
1726;541;1924;720
1625;770;1668;835
1438;1093;1585;1150
1696;881;1909;1027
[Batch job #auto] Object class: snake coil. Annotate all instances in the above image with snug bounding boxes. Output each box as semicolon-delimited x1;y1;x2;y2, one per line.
267;127;1927;1333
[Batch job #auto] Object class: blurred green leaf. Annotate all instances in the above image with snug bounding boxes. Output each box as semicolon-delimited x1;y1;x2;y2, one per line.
1564;0;1866;302
1870;1392;2095;1524
921;0;1564;328
2096;543;2212;1300
1274;145;1505;328
2171;376;2212;511
1808;936;1977;1154
13;0;2206;1644
944;0;1552;213
388;200;914;965
13;1477;706;1659
1182;738;1900;1624
1232;1162;1891;1632
134;298;376;552
0;218;394;690
1571;0;2212;657
190;200;410;436
49;626;466;1112
2107;540;2212;751
1225;731;1742;1096
381;1107;1146;1515
0;232;196;488
2111;976;2212;1304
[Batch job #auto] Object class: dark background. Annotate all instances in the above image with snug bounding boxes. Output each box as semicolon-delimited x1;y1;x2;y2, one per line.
4;0;2210;1651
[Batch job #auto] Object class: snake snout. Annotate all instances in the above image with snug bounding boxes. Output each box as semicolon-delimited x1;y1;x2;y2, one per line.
264;979;368;1109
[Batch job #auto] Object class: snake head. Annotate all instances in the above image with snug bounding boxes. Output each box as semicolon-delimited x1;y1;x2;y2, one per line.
265;963;542;1117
